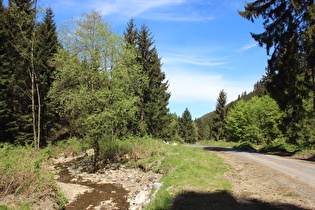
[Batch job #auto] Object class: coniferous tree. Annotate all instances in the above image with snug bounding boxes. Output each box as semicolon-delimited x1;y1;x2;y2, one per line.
34;7;60;145
0;0;36;144
136;24;171;137
212;90;227;141
124;18;138;48
123;20;171;137
178;108;197;143
0;0;13;142
240;0;315;144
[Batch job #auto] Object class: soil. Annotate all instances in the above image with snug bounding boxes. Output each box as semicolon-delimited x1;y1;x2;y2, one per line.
212;150;315;209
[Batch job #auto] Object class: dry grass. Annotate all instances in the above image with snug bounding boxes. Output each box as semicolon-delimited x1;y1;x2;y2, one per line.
0;143;62;209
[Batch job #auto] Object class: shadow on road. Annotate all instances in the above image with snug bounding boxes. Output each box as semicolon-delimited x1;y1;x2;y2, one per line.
202;146;254;153
202;146;315;162
170;190;305;210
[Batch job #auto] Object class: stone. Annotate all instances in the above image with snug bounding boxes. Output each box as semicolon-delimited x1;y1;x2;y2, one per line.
152;182;162;189
133;191;149;205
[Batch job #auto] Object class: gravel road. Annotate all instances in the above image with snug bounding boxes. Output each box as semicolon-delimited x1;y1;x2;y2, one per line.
198;146;315;209
205;146;315;189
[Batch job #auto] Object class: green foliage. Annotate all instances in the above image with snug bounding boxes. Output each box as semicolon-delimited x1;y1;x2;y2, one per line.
123;20;171;138
50;11;141;163
212;90;228;140
34;7;60;145
233;141;257;152
259;143;300;154
0;143;55;197
0;2;60;146
197;140;239;148
178;108;197;143
0;0;35;144
142;145;231;209
240;0;315;146
56;189;67;209
227;95;284;145
99;136;166;162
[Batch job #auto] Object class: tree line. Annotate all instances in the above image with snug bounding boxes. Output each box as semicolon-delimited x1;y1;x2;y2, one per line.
197;0;315;148
2;0;314;152
0;0;198;155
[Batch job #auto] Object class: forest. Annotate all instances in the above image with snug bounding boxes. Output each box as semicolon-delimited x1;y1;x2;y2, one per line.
0;0;314;209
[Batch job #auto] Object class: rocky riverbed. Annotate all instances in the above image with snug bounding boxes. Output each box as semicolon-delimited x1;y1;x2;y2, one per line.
51;151;162;210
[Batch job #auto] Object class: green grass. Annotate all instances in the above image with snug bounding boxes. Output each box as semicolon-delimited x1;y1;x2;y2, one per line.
130;144;231;209
197;140;239;148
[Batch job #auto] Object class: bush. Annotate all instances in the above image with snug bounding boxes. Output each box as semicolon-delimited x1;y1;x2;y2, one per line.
0;143;56;198
227;96;284;145
233;141;257;152
99;136;167;162
259;143;300;153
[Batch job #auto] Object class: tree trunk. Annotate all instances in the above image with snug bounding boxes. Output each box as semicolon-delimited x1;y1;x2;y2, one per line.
36;75;41;149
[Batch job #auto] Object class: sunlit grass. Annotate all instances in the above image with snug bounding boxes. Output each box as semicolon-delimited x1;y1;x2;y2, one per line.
131;144;231;209
196;140;239;148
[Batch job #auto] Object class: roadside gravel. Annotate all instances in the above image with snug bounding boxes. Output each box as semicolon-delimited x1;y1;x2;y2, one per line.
204;147;315;209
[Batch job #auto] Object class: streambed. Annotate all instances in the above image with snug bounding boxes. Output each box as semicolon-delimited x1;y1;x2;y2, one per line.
55;158;129;209
53;154;162;210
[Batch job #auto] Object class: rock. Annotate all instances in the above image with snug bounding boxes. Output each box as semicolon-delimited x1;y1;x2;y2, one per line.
53;175;60;180
86;149;94;156
152;182;162;189
133;191;149;205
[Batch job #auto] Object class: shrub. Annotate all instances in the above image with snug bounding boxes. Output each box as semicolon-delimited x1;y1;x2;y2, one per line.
233;141;257;152
227;96;284;145
0;143;56;198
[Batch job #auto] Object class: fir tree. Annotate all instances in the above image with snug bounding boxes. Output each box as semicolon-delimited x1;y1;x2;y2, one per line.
136;24;171;137
0;0;14;142
178;108;197;143
212;90;227;141
0;0;36;144
124;18;138;48
239;0;315;144
35;7;60;145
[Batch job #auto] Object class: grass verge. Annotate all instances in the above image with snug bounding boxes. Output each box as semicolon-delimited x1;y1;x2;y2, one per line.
197;140;239;148
128;142;231;209
0;143;65;209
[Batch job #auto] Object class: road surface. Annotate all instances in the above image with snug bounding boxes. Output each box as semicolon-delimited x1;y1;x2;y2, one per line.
194;145;315;209
203;146;315;189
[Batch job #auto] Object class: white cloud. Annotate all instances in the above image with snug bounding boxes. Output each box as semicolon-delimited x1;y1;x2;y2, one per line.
93;0;186;17
239;40;258;52
162;53;226;66
141;12;214;22
166;69;253;104
90;0;214;21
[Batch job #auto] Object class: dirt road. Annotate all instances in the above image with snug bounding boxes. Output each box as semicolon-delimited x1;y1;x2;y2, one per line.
202;146;315;209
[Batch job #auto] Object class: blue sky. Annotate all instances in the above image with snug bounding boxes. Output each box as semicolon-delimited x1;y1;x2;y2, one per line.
38;0;268;119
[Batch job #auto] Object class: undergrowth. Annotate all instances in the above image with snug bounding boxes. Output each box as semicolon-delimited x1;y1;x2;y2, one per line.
0;143;64;209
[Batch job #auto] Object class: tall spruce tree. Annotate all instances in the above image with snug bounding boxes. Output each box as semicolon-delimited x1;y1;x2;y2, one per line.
178;108;197;143
136;24;171;137
239;0;315;144
0;0;36;144
212;90;227;141
0;0;13;142
123;20;171;137
124;18;138;48
34;7;59;145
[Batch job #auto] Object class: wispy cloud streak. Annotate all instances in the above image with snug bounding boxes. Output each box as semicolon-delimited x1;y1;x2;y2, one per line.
91;0;213;21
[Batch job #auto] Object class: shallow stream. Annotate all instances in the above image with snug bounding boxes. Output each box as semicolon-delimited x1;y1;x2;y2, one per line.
55;159;129;209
